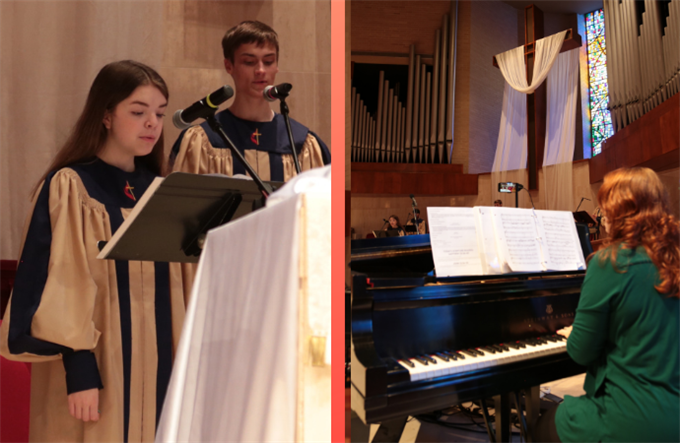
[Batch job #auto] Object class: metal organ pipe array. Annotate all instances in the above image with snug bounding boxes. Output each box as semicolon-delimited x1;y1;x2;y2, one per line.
603;0;679;132
351;10;457;164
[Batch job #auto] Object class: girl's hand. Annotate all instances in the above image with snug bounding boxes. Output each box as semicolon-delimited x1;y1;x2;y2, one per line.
557;325;573;339
68;388;100;422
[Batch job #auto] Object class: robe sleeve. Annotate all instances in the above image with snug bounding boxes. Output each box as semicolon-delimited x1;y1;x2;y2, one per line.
0;169;103;394
309;131;331;165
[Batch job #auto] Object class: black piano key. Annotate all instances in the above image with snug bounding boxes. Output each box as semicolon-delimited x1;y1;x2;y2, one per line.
473;348;486;356
460;349;477;358
414;356;429;365
545;335;558;343
490;344;504;352
445;351;458;360
435;352;450;362
506;342;521;350
520;339;536;347
400;359;415;368
448;351;464;360
423;355;437;364
554;334;566;341
498;343;510;351
481;346;496;354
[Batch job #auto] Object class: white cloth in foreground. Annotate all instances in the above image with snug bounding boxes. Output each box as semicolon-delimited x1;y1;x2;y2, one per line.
156;166;331;442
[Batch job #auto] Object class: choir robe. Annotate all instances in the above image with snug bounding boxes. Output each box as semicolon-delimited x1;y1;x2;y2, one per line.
170;109;331;179
0;159;190;442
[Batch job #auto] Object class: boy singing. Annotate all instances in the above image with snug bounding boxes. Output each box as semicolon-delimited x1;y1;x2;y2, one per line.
170;20;330;181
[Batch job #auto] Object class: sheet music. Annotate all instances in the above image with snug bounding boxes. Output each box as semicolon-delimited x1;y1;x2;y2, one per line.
535;210;586;271
474;207;503;274
491;207;544;272
428;207;484;277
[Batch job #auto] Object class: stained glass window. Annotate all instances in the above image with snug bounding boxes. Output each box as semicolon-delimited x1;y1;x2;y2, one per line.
585;9;614;156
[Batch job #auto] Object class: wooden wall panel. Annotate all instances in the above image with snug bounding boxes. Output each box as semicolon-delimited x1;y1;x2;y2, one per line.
589;93;679;183
351;163;477;195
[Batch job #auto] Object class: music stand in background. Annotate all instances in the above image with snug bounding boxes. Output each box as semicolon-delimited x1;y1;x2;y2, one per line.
97;172;282;263
572;211;596;225
403;225;418;234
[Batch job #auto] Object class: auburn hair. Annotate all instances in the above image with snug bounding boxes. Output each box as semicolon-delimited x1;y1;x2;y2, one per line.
222;20;279;62
597;167;679;297
35;60;169;192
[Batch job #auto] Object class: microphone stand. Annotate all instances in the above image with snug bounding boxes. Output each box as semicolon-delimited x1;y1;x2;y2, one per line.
411;201;420;234
278;98;302;174
575;197;586;212
205;113;273;201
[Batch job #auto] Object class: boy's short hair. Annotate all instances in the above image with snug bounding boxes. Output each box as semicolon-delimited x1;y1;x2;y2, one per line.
222;20;279;62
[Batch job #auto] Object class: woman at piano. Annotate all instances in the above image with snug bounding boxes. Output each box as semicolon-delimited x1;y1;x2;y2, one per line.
534;167;679;443
383;215;405;236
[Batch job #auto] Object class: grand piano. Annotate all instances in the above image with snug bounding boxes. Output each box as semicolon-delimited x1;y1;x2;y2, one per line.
350;233;590;442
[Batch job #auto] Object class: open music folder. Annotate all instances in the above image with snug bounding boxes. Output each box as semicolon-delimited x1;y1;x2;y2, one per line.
428;206;586;277
97;172;282;263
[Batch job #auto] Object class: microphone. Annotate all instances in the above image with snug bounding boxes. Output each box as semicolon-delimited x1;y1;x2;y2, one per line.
383;219;389;223
173;85;234;130
263;83;292;102
410;194;418;206
575;197;591;212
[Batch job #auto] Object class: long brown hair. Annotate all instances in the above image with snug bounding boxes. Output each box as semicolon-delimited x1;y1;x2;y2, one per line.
597;167;679;297
387;215;404;230
35;60;169;191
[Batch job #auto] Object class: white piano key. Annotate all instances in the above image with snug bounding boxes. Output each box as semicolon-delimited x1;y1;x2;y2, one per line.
401;338;568;382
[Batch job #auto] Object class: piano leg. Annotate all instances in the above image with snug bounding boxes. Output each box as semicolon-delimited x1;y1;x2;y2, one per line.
522;386;541;442
494;394;512;442
350;414;411;443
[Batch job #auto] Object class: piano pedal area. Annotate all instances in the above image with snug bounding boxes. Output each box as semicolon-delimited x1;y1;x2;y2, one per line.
350;374;587;443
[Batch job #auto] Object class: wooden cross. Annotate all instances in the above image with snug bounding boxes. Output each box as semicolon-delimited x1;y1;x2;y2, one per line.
493;4;581;190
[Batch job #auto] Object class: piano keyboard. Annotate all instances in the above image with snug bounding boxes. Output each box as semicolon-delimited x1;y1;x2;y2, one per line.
398;335;567;381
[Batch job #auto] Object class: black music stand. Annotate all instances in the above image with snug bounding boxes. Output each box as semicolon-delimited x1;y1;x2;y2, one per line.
403;225;418;234
97;172;282;263
572;211;596;225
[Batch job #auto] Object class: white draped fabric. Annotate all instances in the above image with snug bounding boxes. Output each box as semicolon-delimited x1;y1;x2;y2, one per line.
492;83;528;173
492;30;568;175
156;168;331;442
496;30;568;94
542;48;580;211
491;30;574;209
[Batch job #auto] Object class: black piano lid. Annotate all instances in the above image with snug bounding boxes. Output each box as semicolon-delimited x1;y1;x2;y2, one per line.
350;234;434;276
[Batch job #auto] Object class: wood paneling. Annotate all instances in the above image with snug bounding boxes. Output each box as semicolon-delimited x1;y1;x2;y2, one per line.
589;93;679;183
351;163;477;195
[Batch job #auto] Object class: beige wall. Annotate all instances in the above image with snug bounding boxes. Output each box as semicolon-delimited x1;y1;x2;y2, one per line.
0;0;330;260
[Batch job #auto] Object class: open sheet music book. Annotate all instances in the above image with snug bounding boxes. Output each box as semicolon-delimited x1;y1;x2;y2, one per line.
428;207;586;277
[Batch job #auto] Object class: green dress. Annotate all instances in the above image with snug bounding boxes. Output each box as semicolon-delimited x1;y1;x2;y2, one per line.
556;246;679;442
